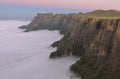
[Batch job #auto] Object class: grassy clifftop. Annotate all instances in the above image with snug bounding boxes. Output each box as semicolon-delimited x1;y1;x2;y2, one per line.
78;10;120;19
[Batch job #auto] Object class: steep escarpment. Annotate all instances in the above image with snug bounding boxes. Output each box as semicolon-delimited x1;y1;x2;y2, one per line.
51;18;120;79
21;11;120;79
20;13;75;34
70;19;120;79
51;18;119;57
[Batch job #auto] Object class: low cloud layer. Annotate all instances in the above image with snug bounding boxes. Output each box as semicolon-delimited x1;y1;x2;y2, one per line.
0;20;79;79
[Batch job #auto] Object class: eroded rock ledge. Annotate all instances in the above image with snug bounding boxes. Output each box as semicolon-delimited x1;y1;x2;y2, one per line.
20;13;120;79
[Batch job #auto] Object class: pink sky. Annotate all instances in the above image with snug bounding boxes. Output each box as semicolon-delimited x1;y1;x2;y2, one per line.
0;0;120;10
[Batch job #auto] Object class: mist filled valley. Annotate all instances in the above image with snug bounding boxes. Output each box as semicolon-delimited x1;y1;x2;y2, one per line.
0;20;79;79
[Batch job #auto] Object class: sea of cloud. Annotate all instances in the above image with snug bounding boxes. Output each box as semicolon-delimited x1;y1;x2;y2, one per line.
0;20;79;79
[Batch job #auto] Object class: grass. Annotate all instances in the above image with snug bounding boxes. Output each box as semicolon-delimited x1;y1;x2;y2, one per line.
76;10;120;19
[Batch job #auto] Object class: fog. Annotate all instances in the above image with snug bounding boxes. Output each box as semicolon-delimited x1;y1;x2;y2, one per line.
0;20;79;79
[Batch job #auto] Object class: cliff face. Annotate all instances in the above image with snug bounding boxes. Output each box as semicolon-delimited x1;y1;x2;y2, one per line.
22;13;120;79
70;19;120;79
22;13;75;34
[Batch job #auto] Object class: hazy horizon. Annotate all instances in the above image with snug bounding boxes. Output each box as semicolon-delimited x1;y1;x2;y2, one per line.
0;0;120;20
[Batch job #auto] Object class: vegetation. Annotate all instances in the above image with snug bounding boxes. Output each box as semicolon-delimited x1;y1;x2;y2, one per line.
77;10;120;19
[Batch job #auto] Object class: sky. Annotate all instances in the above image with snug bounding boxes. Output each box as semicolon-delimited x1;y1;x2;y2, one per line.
0;0;120;20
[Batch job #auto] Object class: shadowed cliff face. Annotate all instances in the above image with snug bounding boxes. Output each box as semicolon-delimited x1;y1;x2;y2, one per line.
22;13;120;79
21;13;72;34
70;19;120;79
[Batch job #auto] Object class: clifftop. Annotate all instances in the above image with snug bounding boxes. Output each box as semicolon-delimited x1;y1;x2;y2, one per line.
84;10;120;19
86;9;120;15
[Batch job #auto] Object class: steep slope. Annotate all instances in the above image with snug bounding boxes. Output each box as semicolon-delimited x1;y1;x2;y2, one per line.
20;10;120;79
51;18;120;79
70;19;120;79
20;13;73;34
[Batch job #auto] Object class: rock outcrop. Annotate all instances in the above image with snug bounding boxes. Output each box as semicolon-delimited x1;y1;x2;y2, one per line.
70;19;120;79
21;11;120;79
21;13;71;34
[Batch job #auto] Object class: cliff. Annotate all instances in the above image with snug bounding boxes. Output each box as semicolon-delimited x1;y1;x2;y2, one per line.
20;13;73;34
21;11;120;79
50;17;120;79
70;18;120;79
